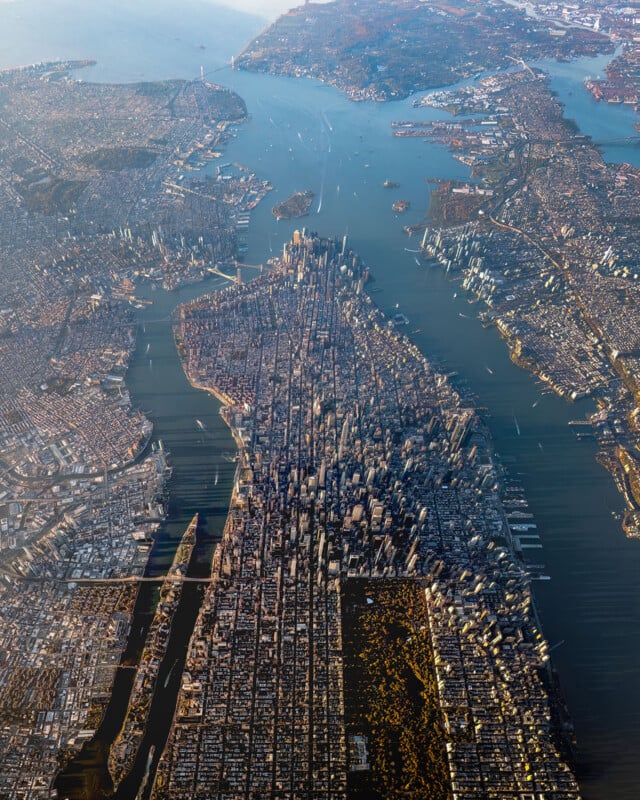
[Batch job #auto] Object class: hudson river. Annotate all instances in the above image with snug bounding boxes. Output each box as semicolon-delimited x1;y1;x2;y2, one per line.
2;2;640;798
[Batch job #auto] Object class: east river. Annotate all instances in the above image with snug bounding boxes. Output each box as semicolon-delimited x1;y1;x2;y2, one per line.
2;3;640;798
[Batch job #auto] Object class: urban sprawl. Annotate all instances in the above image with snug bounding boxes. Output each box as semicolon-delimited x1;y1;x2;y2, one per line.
3;0;640;796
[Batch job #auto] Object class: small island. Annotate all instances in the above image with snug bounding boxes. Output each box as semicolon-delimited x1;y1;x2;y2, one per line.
392;199;410;212
272;190;314;220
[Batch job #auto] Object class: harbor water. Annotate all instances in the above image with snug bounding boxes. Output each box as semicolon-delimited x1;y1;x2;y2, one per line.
0;3;639;797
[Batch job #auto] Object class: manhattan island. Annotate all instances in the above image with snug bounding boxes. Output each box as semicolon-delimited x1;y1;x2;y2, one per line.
151;231;580;799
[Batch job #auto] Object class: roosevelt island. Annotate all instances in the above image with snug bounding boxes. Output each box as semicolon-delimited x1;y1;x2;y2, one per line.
142;230;579;799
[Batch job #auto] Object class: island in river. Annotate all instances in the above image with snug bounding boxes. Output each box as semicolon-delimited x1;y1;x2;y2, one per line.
392;199;410;212
272;189;315;220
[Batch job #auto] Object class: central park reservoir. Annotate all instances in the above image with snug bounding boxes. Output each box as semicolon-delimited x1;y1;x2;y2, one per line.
3;4;638;796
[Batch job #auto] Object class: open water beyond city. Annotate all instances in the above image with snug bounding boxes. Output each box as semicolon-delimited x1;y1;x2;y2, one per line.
2;2;639;797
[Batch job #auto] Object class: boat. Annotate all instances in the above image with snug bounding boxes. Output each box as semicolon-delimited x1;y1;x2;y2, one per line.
195;419;206;431
164;659;178;688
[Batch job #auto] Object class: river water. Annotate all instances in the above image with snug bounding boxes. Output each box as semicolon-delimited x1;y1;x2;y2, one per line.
1;3;639;797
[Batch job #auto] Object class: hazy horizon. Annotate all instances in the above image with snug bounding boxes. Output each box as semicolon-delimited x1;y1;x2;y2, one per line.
0;0;339;79
216;0;303;18
0;0;315;22
0;0;287;79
